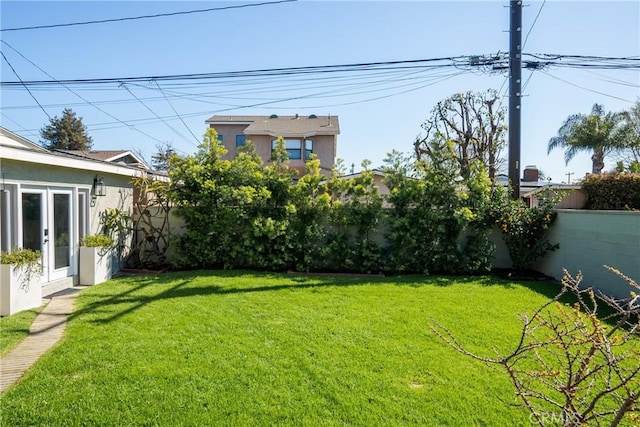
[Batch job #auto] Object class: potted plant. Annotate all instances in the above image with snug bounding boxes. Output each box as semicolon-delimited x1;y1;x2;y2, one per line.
79;234;114;285
0;248;43;315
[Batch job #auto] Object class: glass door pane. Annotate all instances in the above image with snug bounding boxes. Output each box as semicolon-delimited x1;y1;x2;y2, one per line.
53;193;70;269
22;193;42;251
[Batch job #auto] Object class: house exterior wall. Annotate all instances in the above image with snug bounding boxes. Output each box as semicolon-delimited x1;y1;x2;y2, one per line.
373;174;390;197
211;124;337;177
1;159;133;236
1;158;135;297
528;189;587;209
214;123;253;159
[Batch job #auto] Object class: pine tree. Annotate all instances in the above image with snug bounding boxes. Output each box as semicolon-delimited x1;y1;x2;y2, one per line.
40;108;93;151
151;142;177;171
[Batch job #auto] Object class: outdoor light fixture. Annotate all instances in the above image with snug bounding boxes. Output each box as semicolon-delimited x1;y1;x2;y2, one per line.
92;176;106;197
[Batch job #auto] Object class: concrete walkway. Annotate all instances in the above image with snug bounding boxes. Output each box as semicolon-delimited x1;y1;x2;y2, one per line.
0;286;85;393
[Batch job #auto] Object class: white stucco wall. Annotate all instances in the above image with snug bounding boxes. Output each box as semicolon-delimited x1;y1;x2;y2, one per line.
1;158;134;235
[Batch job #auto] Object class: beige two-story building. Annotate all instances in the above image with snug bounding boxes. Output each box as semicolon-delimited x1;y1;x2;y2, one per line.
205;114;339;177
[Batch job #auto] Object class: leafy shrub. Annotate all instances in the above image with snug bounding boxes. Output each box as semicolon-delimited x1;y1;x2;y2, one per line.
1;248;41;266
1;248;42;292
169;130;504;275
323;160;384;273
80;234;114;248
382;145;494;274
581;172;640;210
491;186;562;271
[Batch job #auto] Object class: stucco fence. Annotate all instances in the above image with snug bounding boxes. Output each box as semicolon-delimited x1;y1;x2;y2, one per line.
492;210;640;299
152;208;639;299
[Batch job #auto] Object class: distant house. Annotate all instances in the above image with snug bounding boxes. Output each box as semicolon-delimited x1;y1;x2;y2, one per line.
0;127;151;299
60;150;149;169
496;165;586;209
206;114;340;177
342;169;390;197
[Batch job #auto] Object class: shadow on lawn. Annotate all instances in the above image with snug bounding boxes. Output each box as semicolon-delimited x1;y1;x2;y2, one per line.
72;274;389;324
68;270;562;325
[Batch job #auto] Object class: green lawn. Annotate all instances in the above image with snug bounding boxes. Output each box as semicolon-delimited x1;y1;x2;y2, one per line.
1;271;562;425
0;304;45;356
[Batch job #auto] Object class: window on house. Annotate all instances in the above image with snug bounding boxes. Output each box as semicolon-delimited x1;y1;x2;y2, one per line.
78;192;87;242
305;139;313;160
236;135;246;147
0;190;10;253
271;139;302;159
217;135;223;143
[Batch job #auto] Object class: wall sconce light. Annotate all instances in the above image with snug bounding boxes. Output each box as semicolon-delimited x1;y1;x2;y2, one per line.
92;176;106;197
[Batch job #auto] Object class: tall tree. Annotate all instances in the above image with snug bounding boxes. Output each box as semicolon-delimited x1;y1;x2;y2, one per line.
621;100;640;165
40;108;93;151
151;142;177;171
547;103;630;174
414;89;507;181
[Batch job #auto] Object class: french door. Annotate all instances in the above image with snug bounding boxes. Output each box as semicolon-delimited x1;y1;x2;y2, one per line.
20;188;74;283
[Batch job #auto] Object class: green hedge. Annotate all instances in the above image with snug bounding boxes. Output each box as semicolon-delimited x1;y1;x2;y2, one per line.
582;173;640;210
167;130;558;273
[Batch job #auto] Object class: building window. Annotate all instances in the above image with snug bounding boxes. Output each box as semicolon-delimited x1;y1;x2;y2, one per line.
0;189;10;253
236;135;246;147
305;139;313;160
217;134;223;143
78;192;87;242
271;139;302;160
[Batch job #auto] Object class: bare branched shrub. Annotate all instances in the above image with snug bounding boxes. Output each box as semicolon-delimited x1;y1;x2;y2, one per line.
431;266;639;426
127;173;172;269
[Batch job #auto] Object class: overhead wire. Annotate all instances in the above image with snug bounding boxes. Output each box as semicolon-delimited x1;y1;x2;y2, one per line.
539;70;635;103
1;40;167;145
583;70;640;88
522;70;536;91
0;112;40;140
522;0;546;49
0;0;297;32
121;83;197;147
1;51;52;120
3;40;637;143
13;69;468;134
0;56;467;88
153;80;200;144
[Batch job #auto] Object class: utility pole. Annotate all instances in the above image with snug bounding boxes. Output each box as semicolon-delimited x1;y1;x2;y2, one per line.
508;0;522;200
565;172;574;184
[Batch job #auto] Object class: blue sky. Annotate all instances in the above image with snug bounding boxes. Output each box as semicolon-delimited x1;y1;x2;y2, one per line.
1;1;638;182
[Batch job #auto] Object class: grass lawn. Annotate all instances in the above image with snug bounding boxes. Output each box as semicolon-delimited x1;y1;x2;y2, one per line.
0;304;45;356
0;271;563;425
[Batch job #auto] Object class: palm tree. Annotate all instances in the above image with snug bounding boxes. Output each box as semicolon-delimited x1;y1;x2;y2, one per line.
547;103;630;174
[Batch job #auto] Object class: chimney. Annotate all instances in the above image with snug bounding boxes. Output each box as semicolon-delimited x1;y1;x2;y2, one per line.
523;165;539;182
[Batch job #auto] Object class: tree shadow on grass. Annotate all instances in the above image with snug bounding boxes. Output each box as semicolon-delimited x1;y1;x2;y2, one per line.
66;273;329;325
67;270;544;325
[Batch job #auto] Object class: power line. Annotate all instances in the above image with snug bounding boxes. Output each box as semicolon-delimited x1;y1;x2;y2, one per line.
1;0;297;32
523;0;546;49
154;81;201;144
121;83;197;147
1;51;52;120
539;70;635;103
2;53;637;88
0;56;462;87
0;112;40;140
1;40;167;145
522;69;536;91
